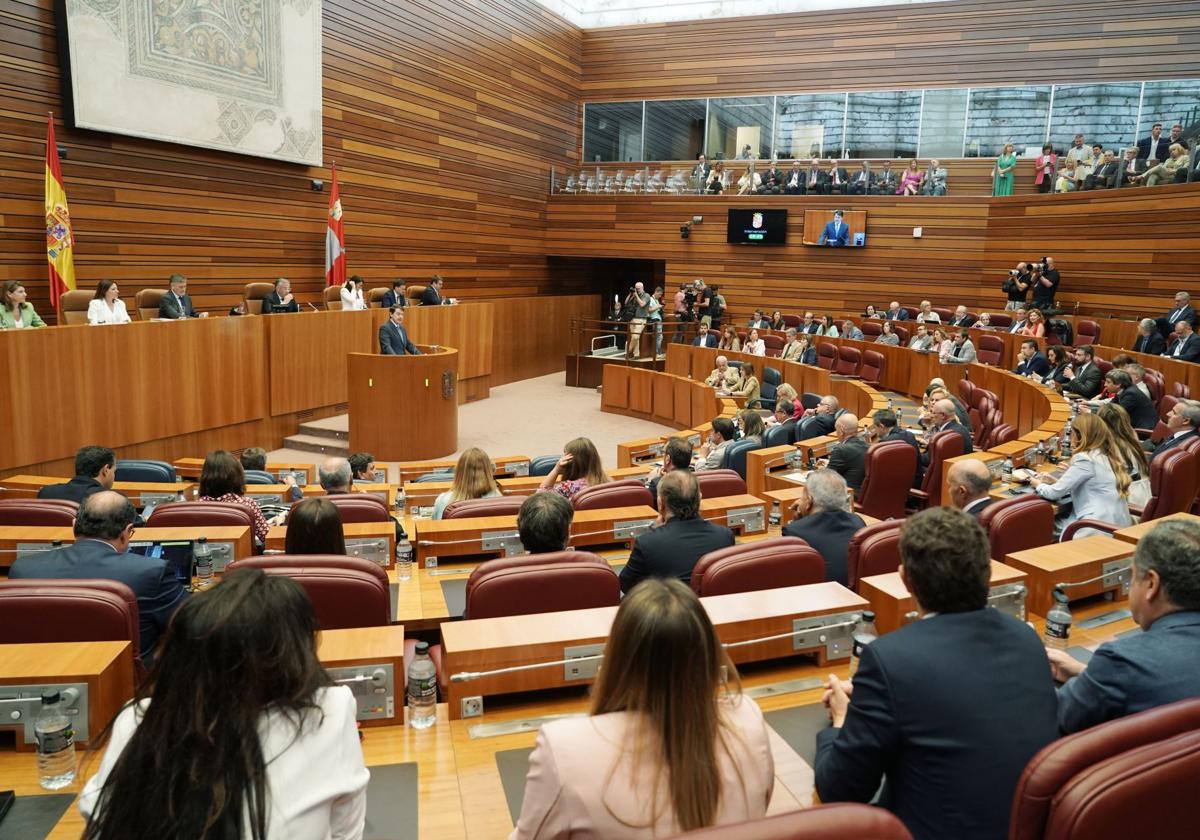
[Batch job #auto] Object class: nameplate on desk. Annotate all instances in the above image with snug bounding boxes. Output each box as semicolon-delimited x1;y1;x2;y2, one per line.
728;506;765;532
253;494;284;506
276;470;308;484
480;530;523;556
508;460;530;477
612;519;655;540
347;537;389;567
987;461;1004;482
209;542;235;572
141;491;182;506
15;542;56;559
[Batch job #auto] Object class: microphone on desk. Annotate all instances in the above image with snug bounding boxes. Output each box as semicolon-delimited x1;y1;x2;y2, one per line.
308;302;320;312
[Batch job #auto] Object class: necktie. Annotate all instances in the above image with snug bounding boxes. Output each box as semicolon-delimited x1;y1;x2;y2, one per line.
833;170;840;185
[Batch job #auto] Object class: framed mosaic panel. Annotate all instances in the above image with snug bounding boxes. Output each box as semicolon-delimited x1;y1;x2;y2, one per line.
58;0;323;165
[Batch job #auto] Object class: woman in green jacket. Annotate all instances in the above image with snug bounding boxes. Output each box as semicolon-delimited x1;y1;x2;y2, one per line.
0;282;46;329
993;143;1017;196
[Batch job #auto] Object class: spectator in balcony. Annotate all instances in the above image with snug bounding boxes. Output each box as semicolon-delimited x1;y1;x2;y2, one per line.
993;143;1017;196
1034;143;1057;193
826;159;848;195
921;159;948;196
743;329;766;357
876;320;900;346
1019;308;1047;338
717;325;741;353
1116;147;1145;188
761;161;785;194
784;160;804;195
805;158;826;195
1054;157;1078;192
1084;149;1119;190
849;161;873;195
1137;122;1168;163
1167;122;1188;150
691;154;710;188
898;159;922;196
1134;143;1191;187
1133;318;1166;356
736;164;761;195
874;160;898;195
1064;134;1090;167
738;143;754;159
706;162;725;194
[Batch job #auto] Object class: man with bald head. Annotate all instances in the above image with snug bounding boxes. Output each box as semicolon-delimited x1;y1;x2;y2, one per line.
947;459;995;518
924;398;974;468
318;457;354;494
9;490;190;665
824;413;867;491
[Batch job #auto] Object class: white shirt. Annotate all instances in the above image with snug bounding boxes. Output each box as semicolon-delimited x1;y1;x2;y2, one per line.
744;339;766;356
87;298;131;325
340;287;366;310
1035;450;1132;539
80;686;369;839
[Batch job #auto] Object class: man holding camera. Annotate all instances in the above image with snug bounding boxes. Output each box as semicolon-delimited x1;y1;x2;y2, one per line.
1032;257;1060;311
1003;262;1031;310
624;282;651;360
673;282;696;343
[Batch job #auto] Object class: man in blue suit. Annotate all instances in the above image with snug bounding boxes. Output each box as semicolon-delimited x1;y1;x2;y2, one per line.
1047;519;1200;733
818;210;850;246
9;491;189;666
691;322;718;348
379;305;421;355
380;279;407;309
1013;339;1051;378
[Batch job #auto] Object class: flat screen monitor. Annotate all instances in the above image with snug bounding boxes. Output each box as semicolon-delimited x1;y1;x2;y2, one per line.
802;210;868;247
727;209;788;245
130;540;194;584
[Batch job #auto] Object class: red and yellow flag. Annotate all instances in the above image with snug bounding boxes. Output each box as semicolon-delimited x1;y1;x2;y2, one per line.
45;114;76;312
325;163;346;287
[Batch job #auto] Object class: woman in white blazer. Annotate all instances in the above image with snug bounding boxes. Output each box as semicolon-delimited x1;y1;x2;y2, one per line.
340;276;367;311
510;578;773;839
87;280;131;324
79;568;369;840
1033;413;1132;540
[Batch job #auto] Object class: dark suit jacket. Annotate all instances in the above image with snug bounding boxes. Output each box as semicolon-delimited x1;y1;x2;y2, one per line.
949;315;976;328
1114;157;1146;188
1062;362;1103;398
826;437;868;490
874;171;898;193
924;421;973;468
1116;387;1158;430
1151;429;1198;460
827;167;849;188
619;516;735;593
692;334;718;348
819;220;850;246
1088;161;1121;190
1014;352;1051;377
962;497;994;519
260;291;299;314
884;309;909;321
379;321;420;355
1133;333;1166;355
419;286;443;306
782;509;865;586
9;539;190;664
800;322;822;335
814;609;1059;840
1057;611;1200;734
761;168;785;189
158;291;197;319
36;476;105;505
381;289;407;309
1137;136;1170;162
1162;305;1197;330
797;346;818;366
1164;333;1200;362
796;413;836;441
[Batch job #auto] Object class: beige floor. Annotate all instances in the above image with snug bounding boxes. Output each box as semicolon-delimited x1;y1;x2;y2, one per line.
269;372;673;471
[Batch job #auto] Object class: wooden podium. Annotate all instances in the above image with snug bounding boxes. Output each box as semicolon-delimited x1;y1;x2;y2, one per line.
348;347;459;460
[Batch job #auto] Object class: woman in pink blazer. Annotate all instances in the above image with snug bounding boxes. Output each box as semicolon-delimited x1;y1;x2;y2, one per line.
509;578;774;839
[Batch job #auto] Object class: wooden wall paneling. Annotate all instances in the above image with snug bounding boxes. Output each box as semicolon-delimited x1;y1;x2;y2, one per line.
652;374;675;424
268;310;380;417
405;302;495;402
488;294;601;385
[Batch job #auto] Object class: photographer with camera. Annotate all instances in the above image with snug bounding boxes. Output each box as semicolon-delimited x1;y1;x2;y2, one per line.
1003;261;1031;310
673;281;697;344
624;282;651;360
1035;257;1061;312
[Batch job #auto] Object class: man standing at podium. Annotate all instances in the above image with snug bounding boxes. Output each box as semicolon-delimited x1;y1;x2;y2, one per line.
818;210;850;247
379;306;421;355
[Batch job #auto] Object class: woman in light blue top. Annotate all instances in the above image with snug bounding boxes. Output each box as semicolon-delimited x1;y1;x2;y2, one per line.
432;447;501;519
1032;414;1132;540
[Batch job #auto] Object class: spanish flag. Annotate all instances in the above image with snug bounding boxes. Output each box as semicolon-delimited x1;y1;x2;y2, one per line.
45;114;76;313
325;163;346;287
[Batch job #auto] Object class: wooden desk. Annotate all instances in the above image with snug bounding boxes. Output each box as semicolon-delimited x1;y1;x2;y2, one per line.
0;474;194;504
265;521;396;568
859;562;1029;634
173;458;315;484
1005;536;1135;616
0;525;252;571
1112;512;1200;545
395;455;533;486
317;626;407;728
400;476;541;516
700;494;769;535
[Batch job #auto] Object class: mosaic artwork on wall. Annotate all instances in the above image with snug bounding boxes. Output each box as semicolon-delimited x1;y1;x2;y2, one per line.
60;0;323;165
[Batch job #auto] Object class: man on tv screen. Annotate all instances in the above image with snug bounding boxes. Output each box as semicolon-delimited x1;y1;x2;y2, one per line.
819;210;850;247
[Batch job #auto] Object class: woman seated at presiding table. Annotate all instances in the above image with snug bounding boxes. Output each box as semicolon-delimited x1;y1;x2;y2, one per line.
1031;413;1133;540
88;280;131;325
538;437;610;501
509;578;773;839
340;275;367;310
197;449;279;547
0;280;46;329
284;497;346;554
432;447;501;519
79;568;369;840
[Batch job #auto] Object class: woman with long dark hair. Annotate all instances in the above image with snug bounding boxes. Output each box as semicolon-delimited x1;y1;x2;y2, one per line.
538;437;610;500
284;497;347;555
80;568;369;839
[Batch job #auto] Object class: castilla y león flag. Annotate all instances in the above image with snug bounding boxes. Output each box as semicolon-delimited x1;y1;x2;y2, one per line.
45;114;76;312
325;164;346;287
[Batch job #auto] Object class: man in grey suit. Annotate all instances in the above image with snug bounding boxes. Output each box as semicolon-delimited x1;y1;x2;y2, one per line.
944;330;977;364
379;305;421;355
1046;519;1200;733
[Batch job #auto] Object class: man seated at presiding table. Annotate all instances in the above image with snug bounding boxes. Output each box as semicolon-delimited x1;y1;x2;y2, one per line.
704;355;738;389
380;279;408;309
946;459;995;519
158;273;203;319
1045;519;1200;734
815;507;1059;840
820;413;867;491
379;305;421;355
37;444;116;504
516;491;574;554
619;471;735;594
8;491;190;666
782;469;864;586
260;277;299;314
697;417;737;471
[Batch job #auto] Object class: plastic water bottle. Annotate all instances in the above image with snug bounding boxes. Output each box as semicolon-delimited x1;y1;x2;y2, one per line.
194;537;214;591
1044;588;1072;650
848;611;878;679
396;537;413;581
35;691;76;790
407;642;437;729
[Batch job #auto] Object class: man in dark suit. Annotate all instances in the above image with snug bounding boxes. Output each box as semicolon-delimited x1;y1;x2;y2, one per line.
516;492;574;554
818;210;850;246
1047;519;1200;733
691;155;711;190
1105;370;1158;430
849;162;873;195
691;322;718;347
1060;345;1103;399
873;160;897;195
760;161;785;194
1007;307;1029;334
158;273;200;319
825;159;849;195
870;408;923;485
946;459;994;519
814;507;1059;840
771;402;799;444
419;275;445;306
1115;147;1145;188
9;491;190;665
379;306;421;355
1164;320;1200;362
1158;291;1196;335
799;311;822;334
804;159;827;195
1084;150;1119;190
923;399;973;468
1133;318;1167;355
1013;339;1051;378
947;305;975;328
1148;399;1200;460
884;301;908;321
619;471;734;593
381;280;408;309
783;469;865;586
783;161;804;195
1137;122;1168;163
260;277;299;314
824;414;867;491
796;395;839;441
37;445;115;505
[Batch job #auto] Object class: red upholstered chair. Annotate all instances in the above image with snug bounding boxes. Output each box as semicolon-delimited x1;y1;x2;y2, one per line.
1142;368;1164;406
908;430;966;510
1061;448;1198;540
672;802;913;839
833;346;861;377
845;519;903;591
854;440;917;521
146;500;257;529
0;579;144;678
763;333;784;357
990;312;1013;328
859;350;885;386
988;423;1019;447
690;537;824;596
901;306;920;320
978;495;1055;561
893;325;909;344
462;551;619;620
0;499;78;527
976;334;1004;365
228;555;389;629
816;342;837;371
1009;698;1200;840
1172;381;1191;399
1095;357;1113;377
957;377;976;406
694;469;748;499
859;320;882;339
571;479;653;511
780;314;802;329
322;493;391;523
932;307;953;321
443;496;527;519
1075;319;1101;345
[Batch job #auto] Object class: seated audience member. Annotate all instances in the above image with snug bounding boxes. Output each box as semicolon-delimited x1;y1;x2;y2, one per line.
1164;319;1200;362
780;328;804;361
884;300;908;321
697;418;737;471
875;320;900;345
1007;306;1029;333
873;160;897;195
516;491;574;554
947;459;994;518
841;320;864;341
747;310;770;329
37;445;115;504
717;325;741;352
814;507;1058;840
0;280;46;328
793;334;818;365
240;447;268;472
817;315;839;337
863;304;879;319
1054;157;1078;192
1019;307;1047;338
1059;345;1104;399
1013;339;1050;377
9;491;189;666
420;274;446;306
739;409;765;444
1121;362;1152;400
782;469;864;585
783;161;804;195
1133;317;1167;355
915;300;940;324
1046;519;1200;733
898;159;922;195
283;497;346;555
826;159;848;194
157;273;200;319
340;275;367;310
760;162;785;194
823;414;867;491
770;309;786;331
88;280;131;325
736;164;761;195
796;395;840;440
510;578;772;838
705;356;739;389
380;279;407;309
1084;148;1118;190
1103;370;1157;430
947;305;974;328
260;277;299;315
849;160;873;195
379;305;421;355
1041;345;1074;387
1033;414;1132;539
1148;399;1200;460
348;452;378;483
318;457;354;494
770;402;799;441
646;437;693;501
908;323;934;351
944;329;976;364
773;383;802;420
1116;147;1144;187
433;447;501;519
869;408;922;485
1133;143;1190;187
726;361;760;404
1158;291;1196;335
742;329;765;356
1097;403;1150;484
78;568;368;839
921;159;948;196
197;450;276;546
705;162;725;194
692;322;718;348
924;399;973;461
620;472;734;594
538;437;609;500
